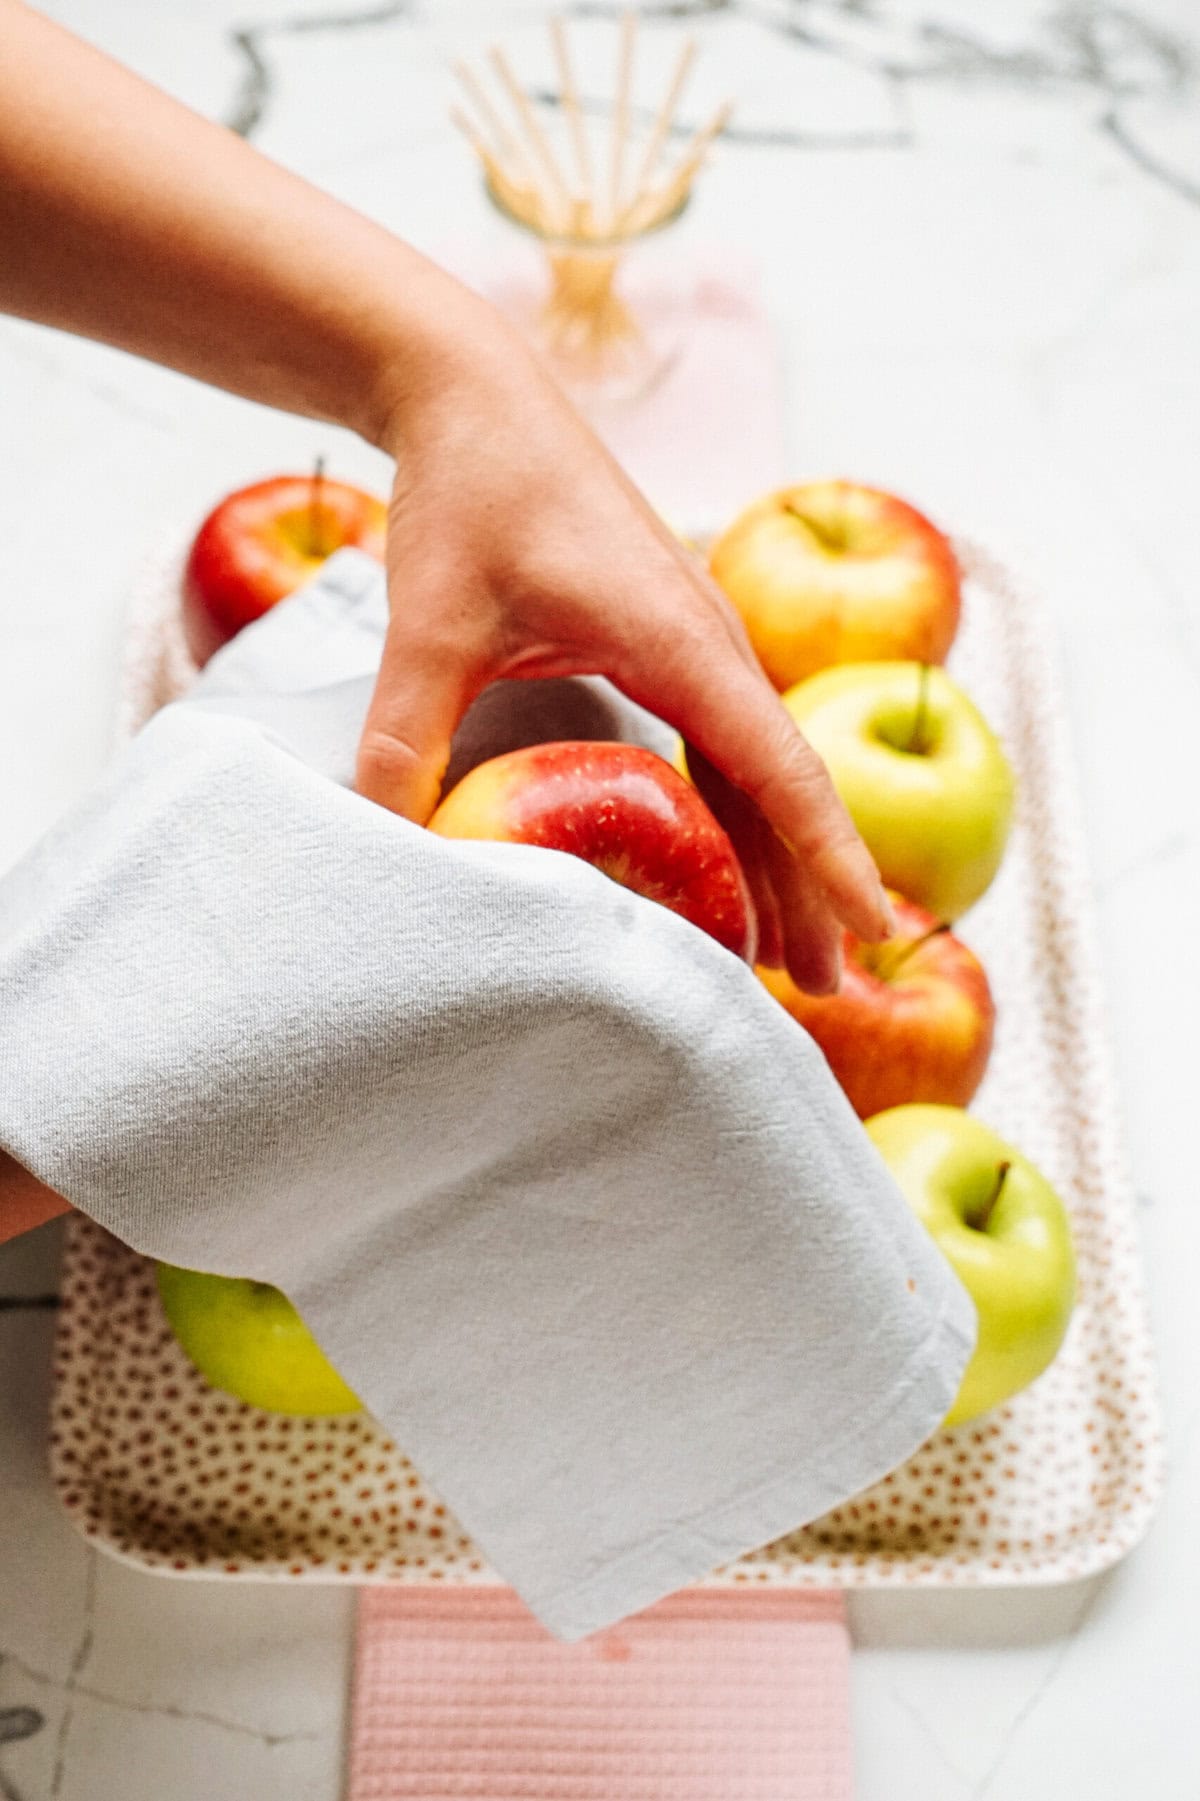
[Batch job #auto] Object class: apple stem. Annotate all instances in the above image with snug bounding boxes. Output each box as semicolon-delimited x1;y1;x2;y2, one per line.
874;920;951;982
309;454;326;556
907;663;932;755
781;500;845;554
975;1161;1012;1233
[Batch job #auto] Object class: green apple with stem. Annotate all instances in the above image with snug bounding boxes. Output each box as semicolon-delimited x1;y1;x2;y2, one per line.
866;1103;1076;1426
783;661;1015;920
156;1263;361;1416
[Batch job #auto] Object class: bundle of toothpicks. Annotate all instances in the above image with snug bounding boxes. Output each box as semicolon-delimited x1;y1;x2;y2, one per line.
451;12;733;375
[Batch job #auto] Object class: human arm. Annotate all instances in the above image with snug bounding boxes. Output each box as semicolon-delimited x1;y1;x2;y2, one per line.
0;1;892;998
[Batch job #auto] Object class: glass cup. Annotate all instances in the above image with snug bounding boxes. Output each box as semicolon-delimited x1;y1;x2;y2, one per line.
483;167;694;408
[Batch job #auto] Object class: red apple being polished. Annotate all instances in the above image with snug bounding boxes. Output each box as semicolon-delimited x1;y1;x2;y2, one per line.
428;741;756;961
709;479;960;691
758;892;995;1118
183;470;387;665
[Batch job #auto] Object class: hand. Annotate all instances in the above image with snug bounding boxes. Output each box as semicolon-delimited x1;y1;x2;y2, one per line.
0;4;887;994
356;321;894;994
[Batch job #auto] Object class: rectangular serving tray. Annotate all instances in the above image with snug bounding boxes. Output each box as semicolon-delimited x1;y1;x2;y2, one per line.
49;534;1163;1590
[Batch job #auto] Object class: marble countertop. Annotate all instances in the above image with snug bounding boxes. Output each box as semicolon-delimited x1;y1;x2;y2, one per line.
2;2;1198;1796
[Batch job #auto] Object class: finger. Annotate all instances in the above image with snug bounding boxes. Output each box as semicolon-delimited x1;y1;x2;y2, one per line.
655;532;771;681
355;619;482;823
686;747;784;968
612;630;894;944
583;458;771;684
765;826;844;995
704;577;768;674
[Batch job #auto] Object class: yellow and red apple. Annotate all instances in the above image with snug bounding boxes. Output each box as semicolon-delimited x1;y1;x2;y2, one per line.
182;471;387;665
709;480;961;690
428;741;757;961
760;892;994;1118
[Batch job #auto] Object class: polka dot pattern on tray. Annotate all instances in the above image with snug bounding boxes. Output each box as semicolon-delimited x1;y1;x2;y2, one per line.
49;536;1164;1588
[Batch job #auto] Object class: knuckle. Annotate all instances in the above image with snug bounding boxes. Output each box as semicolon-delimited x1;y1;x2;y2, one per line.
355;727;444;819
357;727;424;783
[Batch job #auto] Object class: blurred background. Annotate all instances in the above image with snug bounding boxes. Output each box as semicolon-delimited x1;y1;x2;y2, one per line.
1;3;1197;1797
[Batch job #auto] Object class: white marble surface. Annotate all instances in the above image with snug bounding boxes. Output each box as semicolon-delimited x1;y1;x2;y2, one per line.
2;2;1199;1796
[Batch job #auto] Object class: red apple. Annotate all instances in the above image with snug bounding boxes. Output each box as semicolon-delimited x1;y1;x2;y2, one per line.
428;741;757;961
182;471;387;665
758;892;994;1117
709;480;961;691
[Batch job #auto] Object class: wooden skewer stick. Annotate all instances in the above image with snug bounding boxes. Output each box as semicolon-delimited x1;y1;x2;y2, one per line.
488;45;573;229
647;98;734;216
449;106;531;214
629;36;697;201
449;104;504;172
607;10;638;228
550;15;594;206
448;24;729;382
452;59;525;172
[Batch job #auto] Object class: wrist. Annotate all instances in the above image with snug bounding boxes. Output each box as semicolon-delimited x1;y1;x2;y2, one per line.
356;262;533;458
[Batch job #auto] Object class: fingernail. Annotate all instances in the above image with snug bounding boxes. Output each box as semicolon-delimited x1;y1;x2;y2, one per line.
877;887;900;939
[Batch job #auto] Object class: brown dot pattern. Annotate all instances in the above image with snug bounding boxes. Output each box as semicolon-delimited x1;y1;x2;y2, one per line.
48;536;1163;1590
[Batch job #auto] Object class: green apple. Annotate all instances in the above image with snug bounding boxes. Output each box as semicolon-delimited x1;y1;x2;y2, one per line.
866;1104;1075;1427
783;661;1015;920
155;1263;361;1416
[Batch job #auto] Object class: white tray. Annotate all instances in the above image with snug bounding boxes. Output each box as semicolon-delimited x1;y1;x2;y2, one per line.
50;537;1163;1590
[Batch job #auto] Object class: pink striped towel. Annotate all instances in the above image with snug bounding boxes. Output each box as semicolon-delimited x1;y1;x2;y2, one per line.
348;1587;852;1800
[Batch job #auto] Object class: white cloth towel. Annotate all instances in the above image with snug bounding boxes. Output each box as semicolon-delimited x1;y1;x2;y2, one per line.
0;550;974;1639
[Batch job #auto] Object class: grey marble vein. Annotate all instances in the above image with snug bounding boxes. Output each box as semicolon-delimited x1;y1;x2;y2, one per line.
969;1580;1108;1798
1097;828;1194;897
48;1555;95;1801
226;2;413;138
227;26;271;137
212;0;1200;207
527;82;912;150
563;2;1200;204
0;1711;42;1747
0;1649;323;1752
0;1688;45;1801
1100;103;1200;207
885;1681;974;1793
0;332;177;433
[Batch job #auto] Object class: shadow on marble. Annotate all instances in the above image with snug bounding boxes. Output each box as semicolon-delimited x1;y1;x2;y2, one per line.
0;1215;64;1304
0;1311;59;1495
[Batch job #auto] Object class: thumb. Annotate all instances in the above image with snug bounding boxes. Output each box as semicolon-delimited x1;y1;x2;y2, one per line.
355;622;478;824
